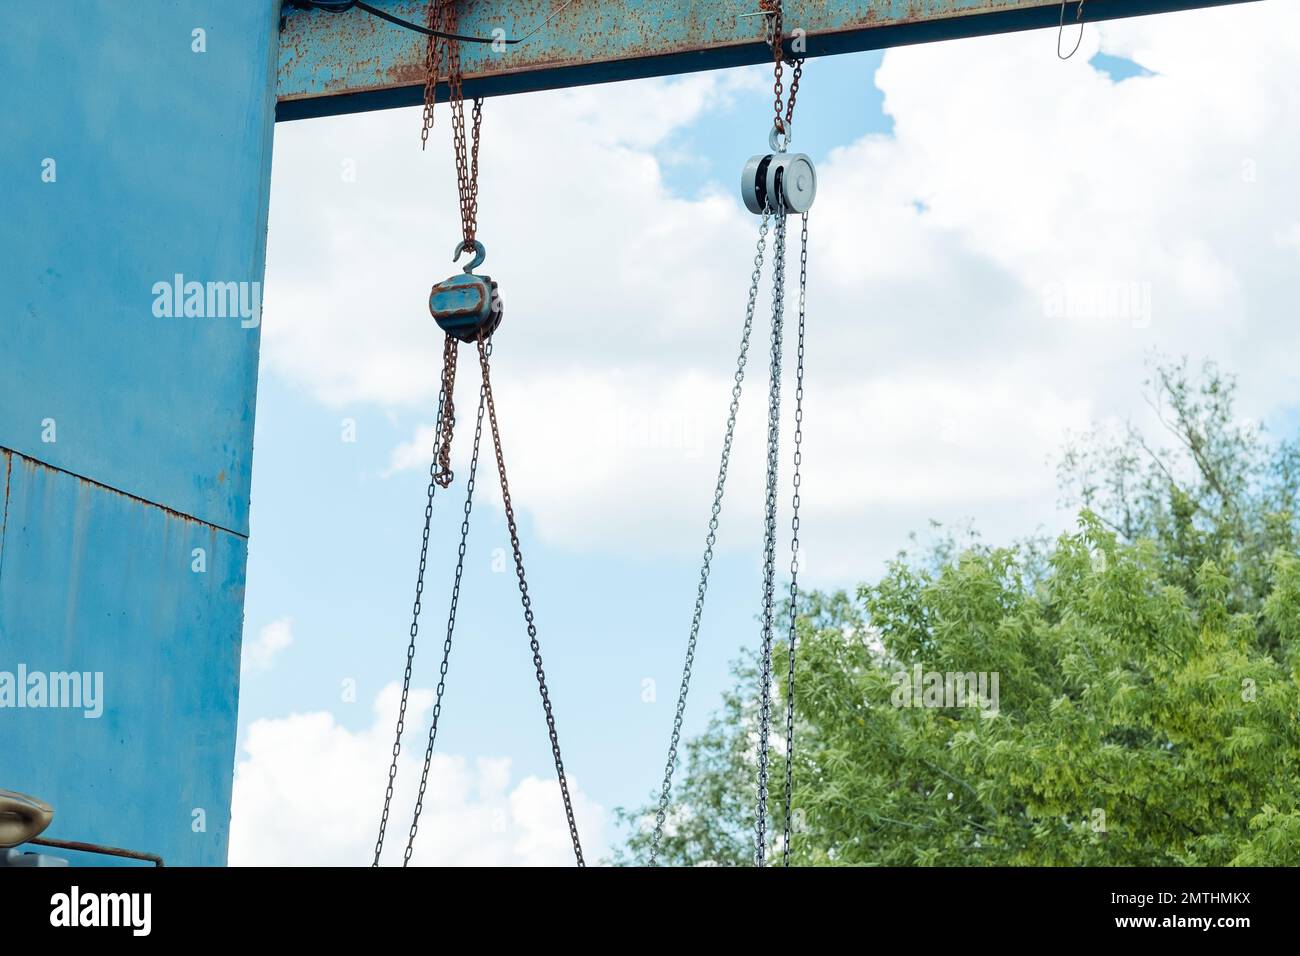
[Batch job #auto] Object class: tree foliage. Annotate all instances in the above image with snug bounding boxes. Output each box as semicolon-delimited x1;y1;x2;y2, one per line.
616;359;1300;866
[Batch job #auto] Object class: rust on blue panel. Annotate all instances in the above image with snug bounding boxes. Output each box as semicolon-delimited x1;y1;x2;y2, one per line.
276;0;1260;120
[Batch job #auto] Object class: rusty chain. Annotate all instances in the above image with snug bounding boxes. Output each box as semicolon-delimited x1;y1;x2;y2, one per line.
762;0;803;141
373;360;450;866
386;3;582;866
477;335;586;866
434;334;458;486
419;0;448;151
422;0;484;488
402;343;489;866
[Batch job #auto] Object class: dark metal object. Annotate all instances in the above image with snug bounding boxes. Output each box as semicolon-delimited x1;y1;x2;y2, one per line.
429;275;502;342
29;837;164;868
1058;0;1089;59
429;243;502;344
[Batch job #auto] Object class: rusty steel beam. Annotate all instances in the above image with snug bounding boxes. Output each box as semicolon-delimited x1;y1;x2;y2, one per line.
276;0;1259;121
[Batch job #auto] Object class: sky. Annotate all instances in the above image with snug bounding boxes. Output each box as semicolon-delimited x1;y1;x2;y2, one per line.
229;2;1300;866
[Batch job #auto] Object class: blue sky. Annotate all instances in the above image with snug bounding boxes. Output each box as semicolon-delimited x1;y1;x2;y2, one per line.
232;4;1300;865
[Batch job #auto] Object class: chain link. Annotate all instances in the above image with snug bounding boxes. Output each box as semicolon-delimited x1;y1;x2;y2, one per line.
782;212;807;867
419;0;449;151
648;211;771;864
476;336;585;866
434;334;458;487
423;0;485;488
373;372;450;866
763;0;804;140
392;0;581;868
402;347;490;864
755;207;788;867
783;59;803;138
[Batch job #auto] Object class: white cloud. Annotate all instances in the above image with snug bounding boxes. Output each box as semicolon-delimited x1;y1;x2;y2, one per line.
263;3;1300;573
228;682;604;866
242;617;294;675
385;423;439;477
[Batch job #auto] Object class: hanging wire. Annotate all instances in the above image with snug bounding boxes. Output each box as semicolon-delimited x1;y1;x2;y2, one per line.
285;0;577;45
1057;0;1087;60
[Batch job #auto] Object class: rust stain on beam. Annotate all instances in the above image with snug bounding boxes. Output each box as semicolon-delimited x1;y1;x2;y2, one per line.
276;0;1261;120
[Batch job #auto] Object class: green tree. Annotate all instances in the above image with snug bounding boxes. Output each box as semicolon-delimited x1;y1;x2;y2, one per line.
1058;357;1300;650
617;359;1300;866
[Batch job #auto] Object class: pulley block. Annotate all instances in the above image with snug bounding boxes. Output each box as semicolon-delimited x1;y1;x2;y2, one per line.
741;131;817;215
429;240;503;343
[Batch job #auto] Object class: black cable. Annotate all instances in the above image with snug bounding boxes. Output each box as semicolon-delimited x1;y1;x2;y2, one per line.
286;0;518;45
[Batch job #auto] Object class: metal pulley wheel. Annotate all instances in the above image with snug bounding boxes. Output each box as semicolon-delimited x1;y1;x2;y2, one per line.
429;240;503;343
741;130;817;215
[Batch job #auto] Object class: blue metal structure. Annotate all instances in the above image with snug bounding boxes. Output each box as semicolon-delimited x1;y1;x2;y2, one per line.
0;0;1258;865
276;0;1258;119
1;3;278;865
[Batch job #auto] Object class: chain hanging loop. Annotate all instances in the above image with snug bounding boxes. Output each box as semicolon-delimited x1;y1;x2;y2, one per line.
372;372;451;866
761;0;804;145
649;211;772;864
401;344;490;865
649;0;814;868
477;335;586;866
755;201;788;867
421;0;486;488
375;1;500;866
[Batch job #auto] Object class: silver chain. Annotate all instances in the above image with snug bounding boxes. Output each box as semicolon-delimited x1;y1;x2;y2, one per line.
782;212;808;867
402;343;490;865
648;211;771;864
373;371;451;866
755;208;788;867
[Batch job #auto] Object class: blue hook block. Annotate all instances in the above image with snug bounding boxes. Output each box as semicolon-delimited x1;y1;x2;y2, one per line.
429;273;502;342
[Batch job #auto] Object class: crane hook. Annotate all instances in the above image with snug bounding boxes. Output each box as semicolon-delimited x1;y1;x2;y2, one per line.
453;240;486;274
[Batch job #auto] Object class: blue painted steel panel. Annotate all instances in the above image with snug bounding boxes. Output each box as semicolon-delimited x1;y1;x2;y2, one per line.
0;1;279;535
1;452;246;866
276;0;1260;120
0;2;279;866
